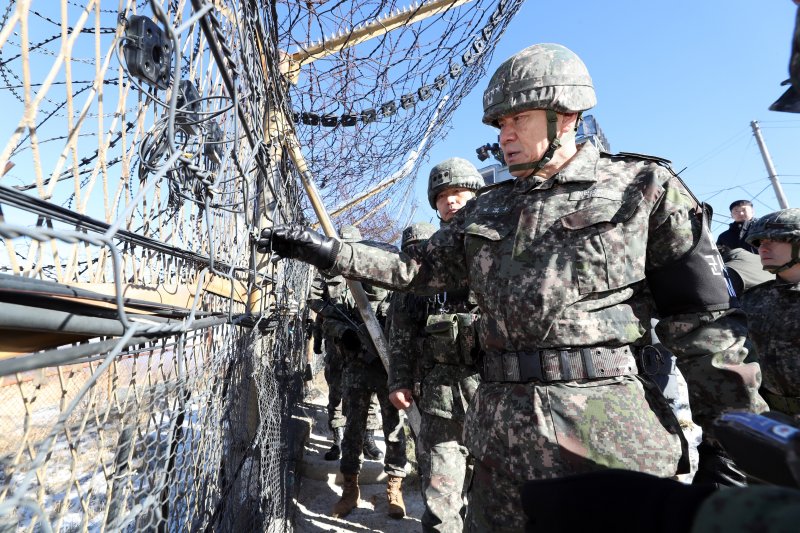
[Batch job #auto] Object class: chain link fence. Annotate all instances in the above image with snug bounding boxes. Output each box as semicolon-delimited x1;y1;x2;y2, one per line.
0;0;313;529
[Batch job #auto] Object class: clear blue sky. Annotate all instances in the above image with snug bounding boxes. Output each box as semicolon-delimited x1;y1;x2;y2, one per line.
411;0;800;236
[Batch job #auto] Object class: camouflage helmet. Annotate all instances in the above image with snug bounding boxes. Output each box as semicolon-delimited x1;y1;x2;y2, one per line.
482;43;596;127
745;208;800;274
745;208;800;246
427;157;485;209
401;221;436;251
339;225;362;242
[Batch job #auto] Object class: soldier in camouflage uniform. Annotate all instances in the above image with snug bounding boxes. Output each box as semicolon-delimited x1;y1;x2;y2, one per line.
317;227;408;520
259;43;766;532
388;160;484;533
307;269;383;461
741;209;800;416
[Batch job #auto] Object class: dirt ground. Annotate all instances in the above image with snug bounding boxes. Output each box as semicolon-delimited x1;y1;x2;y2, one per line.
292;373;425;533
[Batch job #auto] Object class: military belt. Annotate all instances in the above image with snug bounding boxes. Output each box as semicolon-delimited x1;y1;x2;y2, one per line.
762;390;800;416
481;346;637;383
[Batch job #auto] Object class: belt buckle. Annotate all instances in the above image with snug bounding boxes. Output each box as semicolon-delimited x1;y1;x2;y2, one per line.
502;353;521;381
516;351;545;382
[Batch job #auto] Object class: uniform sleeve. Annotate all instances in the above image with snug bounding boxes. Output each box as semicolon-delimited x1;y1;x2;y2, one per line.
328;212;470;295
387;292;426;392
647;174;768;431
307;274;327;313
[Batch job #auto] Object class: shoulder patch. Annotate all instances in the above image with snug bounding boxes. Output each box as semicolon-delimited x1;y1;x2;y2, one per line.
608;151;673;168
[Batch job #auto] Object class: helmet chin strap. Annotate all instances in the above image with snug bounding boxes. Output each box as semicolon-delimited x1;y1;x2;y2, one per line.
507;110;561;178
763;242;800;274
507;110;583;178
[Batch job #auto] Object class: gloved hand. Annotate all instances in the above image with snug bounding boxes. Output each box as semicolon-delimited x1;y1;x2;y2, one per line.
313;335;323;355
340;328;361;351
693;440;747;488
257;225;340;270
520;469;716;533
303;363;313;382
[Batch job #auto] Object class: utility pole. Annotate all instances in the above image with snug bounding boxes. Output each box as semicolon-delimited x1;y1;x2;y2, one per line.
751;120;790;209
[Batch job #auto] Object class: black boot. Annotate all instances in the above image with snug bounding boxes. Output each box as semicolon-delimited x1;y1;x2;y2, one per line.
363;430;384;461
325;427;344;461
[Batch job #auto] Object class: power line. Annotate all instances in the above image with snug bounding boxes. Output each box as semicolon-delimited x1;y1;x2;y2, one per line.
682;127;751;171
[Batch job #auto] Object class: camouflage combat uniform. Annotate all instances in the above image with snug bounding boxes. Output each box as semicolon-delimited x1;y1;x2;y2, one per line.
740;208;800;416
386;163;484;532
742;281;800;415
387;285;480;533
327;141;766;531
308;274;381;433
334;283;407;478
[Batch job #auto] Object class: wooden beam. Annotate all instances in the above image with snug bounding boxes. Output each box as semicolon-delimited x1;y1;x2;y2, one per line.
289;0;475;69
70;272;254;309
0;329;92;359
352;197;391;227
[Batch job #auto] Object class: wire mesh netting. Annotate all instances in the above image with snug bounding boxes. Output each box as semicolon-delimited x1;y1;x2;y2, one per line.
279;0;523;239
0;0;520;530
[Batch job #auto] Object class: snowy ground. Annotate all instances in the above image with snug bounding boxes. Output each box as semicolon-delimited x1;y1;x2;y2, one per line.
293;376;424;533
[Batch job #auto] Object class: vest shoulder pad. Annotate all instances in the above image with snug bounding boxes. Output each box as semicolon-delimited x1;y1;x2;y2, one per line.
743;278;777;297
476;179;513;196
607;151;673;168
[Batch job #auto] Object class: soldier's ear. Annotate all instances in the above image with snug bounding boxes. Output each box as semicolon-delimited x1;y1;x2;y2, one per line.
559;112;579;135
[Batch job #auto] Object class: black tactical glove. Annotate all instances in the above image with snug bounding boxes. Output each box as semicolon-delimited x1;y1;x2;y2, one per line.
257;224;340;270
520;469;716;533
692;440;747;488
303;363;313;382
313;335;323;355
340;328;361;351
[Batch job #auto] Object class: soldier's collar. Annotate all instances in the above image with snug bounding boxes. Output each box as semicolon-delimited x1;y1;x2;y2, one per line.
512;143;599;193
775;277;800;291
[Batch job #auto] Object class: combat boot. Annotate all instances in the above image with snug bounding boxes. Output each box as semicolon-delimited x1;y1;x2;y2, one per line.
324;427;344;461
386;474;405;519
332;473;360;518
362;430;384;460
